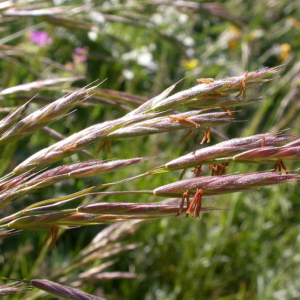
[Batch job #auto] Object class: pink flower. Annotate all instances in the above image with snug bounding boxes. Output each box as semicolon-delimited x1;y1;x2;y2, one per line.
30;30;53;47
72;47;88;62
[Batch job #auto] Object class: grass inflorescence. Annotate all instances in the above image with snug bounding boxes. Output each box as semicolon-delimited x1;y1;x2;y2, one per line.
0;66;299;298
1;1;300;299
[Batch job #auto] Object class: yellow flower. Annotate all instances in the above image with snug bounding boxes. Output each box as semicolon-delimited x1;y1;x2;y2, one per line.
182;59;199;70
280;43;292;53
278;52;289;61
278;43;292;61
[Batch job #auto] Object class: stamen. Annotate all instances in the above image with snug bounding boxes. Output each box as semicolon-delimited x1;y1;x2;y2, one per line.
191;163;203;177
280;160;288;174
179;168;187;180
208;164;218;176
221;106;234;119
62;144;77;152
219;162;229;175
176;191;189;217
168;116;200;128
87;179;93;188
44;225;59;249
186;189;203;218
200;127;211;144
180;129;194;144
96;140;106;154
96;139;111;154
274;159;289;174
196;78;215;84
236;71;249;98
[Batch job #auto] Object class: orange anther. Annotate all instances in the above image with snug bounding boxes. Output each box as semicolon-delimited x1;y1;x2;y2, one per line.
236;71;249;98
221;106;234;119
168;116;200;128
196;78;215;84
200;127;211;144
62;144;77;152
96;140;106;154
96;139;111;154
208;163;228;175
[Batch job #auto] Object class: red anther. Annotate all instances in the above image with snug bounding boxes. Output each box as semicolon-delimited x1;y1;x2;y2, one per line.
191;163;203;177
176;191;189;217
186;189;203;218
273;159;289;174
208;164;218;176
219;162;229;175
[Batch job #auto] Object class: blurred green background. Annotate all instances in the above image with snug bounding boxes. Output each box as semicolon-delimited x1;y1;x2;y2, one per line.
1;0;300;299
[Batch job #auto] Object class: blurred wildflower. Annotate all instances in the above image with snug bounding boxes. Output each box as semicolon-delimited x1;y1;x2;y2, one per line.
278;43;292;61
228;39;239;51
72;47;89;63
182;59;199;70
88;27;99;41
287;17;300;29
30;30;52;47
122;46;157;71
228;25;241;51
182;36;195;47
66;46;89;74
249;29;264;40
230;25;242;38
122;69;134;80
